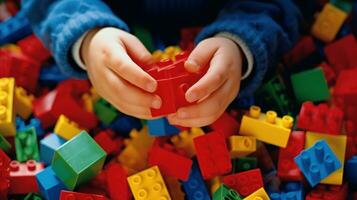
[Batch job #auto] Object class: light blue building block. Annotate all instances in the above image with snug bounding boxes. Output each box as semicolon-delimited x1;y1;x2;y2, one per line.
294;140;341;187
40;134;66;165
147;117;180;136
36;166;67;200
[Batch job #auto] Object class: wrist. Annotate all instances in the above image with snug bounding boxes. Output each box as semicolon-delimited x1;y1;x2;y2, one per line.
81;28;100;65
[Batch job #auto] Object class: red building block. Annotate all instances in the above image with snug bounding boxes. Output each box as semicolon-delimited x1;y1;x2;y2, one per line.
145;51;208;117
320;62;336;86
277;131;305;181
194;131;232;180
283;35;316;67
60;190;107;200
209;112;240;138
334;68;357;107
179;27;201;51
222;168;264;197
106;163;131;200
94;130;123;155
148;142;192;181
17;34;51;63
0;149;10;199
8;160;44;194
324;34;357;74
297;101;344;134
305;183;348;200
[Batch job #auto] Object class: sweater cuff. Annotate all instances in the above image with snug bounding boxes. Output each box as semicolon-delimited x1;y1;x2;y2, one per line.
72;31;88;70
215;32;253;80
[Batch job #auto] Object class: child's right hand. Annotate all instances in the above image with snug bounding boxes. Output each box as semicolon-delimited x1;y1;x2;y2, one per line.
81;27;161;119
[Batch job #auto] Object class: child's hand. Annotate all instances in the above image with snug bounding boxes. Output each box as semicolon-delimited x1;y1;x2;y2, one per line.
81;27;161;119
168;37;243;127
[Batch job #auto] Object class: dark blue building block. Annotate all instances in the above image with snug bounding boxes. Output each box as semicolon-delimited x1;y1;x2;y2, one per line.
270;182;304;200
0;9;32;45
182;160;211;200
40;134;66;165
294;140;341;187
36;166;67;200
147;117;180;136
109;115;142;137
39;64;71;84
346;156;357;186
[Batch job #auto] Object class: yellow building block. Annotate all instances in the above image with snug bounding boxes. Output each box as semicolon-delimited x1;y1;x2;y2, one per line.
0;78;16;137
171;127;204;157
14;87;34;120
1;44;22;53
311;3;348;43
229;135;256;158
54;115;83;140
127;166;172;200
243;188;270;200
239;106;293;147
152;46;182;62
82;93;93;112
305;131;347;185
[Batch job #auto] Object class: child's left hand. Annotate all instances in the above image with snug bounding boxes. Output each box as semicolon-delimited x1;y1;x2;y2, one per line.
167;36;243;127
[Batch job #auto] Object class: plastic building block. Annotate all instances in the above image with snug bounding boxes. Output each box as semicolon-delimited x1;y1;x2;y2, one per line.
127;166;171;200
148;143;192;181
40;133;66;165
209;112;240;138
52;131;106;190
182;161;211;200
8;160;44;194
17;117;45;137
24;193;43;200
311;3;347;42
270;182;304;200
152;46;182;62
14;86;34;120
194;131;232;179
330;0;354;12
0;149;10;199
305;183;348;200
39;64;70;84
147;117;180;136
17;34;51;63
294;140;341;187
0;133;11;152
277;131;305;181
297;102;343;134
36;166;67;200
334;68;357;106
54;115;83;140
179;27;201;51
223;169;264;197
164;176;185;200
106;163;131;200
213;184;242;200
231;157;258;173
305;132;346;185
319;62;336;86
0;9;32;45
109;114;142;136
59;191;106;200
346;156;357;186
243;188;270;200
171;127;204;158
93;98;119;126
290;68;330;103
283;36;316;68
132;24;155;52
239;106;293;147
229;135;256;158
0;78;15;137
94;130;123;155
324;34;357;74
15;127;40;162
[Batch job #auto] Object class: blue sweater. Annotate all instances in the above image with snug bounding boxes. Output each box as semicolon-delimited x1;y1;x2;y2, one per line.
21;0;300;99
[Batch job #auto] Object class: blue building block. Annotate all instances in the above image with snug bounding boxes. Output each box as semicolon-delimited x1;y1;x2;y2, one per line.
182;160;211;200
109;115;142;136
346;156;357;186
40;134;66;165
147;117;180;136
36;166;67;200
270;182;304;200
294;140;341;187
39;64;70;84
0;9;32;45
16;117;45;137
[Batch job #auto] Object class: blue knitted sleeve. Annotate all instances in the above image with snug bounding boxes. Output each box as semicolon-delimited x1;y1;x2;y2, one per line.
21;0;129;78
196;0;301;99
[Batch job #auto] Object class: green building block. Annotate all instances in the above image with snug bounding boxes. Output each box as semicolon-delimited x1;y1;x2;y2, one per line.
213;184;242;200
132;24;155;52
52;131;106;190
291;67;330;103
330;0;353;12
24;193;43;200
15;127;40;162
94;98;119;126
232;157;258;173
0;133;11;152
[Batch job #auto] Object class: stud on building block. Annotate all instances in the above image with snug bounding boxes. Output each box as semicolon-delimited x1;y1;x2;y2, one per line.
59;190;106;200
54;115;83;140
14;86;34;120
223;169;264;197
213;184;242;200
229;135;256;158
182;161;211;200
15;127;40;162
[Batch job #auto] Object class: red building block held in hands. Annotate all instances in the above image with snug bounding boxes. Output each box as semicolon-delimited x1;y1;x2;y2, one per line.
194;131;232;180
145;51;208;117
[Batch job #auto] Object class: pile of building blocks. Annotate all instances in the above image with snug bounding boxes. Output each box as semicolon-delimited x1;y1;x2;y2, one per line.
0;0;357;199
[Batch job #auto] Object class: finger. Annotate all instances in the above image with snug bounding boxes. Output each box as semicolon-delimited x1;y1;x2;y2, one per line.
104;42;157;92
168;114;222;127
185;48;231;103
121;34;154;65
184;39;218;73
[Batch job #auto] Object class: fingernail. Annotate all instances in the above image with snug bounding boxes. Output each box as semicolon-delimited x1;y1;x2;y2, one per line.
151;97;161;109
186;59;200;72
178;110;189;118
146;82;156;92
186;92;198;103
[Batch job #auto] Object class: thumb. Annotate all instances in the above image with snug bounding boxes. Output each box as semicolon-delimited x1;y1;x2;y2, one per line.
184;39;218;73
